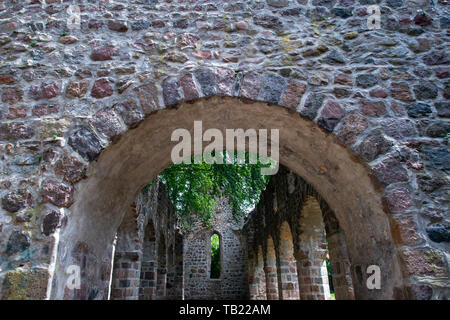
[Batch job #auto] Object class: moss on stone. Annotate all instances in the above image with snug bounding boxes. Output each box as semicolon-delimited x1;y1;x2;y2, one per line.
2;268;48;300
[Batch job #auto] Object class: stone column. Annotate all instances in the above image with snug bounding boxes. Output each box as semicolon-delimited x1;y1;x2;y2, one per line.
110;206;144;300
111;251;141;300
327;232;355;300
296;198;333;300
139;260;157;300
278;222;300;300
264;237;279;299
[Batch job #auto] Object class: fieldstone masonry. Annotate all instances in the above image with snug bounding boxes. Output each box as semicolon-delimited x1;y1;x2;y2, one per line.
183;197;248;300
0;0;448;299
111;180;183;300
244;166;352;300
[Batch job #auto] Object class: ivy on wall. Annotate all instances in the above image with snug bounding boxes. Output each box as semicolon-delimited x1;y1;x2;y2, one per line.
211;233;221;279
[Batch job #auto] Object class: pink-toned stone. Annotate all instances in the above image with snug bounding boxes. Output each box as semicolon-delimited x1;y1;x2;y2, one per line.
2;87;23;104
43;82;59;99
1;21;18;32
32;104;59;117
401;249;444;276
165;52;189;63
41;180;74;207
392;216;421;246
194;51;212;59
369;88;388;98
29;82;59;100
0;75;15;85
317;100;344;131
108;20;128;32
89;109;124;140
58;36;78;44
0;122;34;141
337;113;368;145
214;68;235;96
134;83;159;114
391;83;414;101
383;189;412;213
391;102;405;116
90;47;118;61
334;74;352;85
236;20;248;30
434;68;450;78
7;106;27;119
360;100;386;117
91;79;113;99
240;73;262;100
177;33;200;48
372;157;409;187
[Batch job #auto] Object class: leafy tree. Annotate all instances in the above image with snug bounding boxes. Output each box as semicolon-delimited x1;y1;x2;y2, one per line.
159;151;274;226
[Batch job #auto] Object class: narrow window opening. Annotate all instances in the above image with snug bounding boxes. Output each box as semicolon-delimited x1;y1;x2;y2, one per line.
210;233;221;279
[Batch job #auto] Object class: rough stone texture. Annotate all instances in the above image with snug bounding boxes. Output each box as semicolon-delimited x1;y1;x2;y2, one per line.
317;100;345;132
0;0;447;301
283;80;307;110
301;93;325;120
1;268;49;300
42;211;62;237
41;180;74;208
337;113;368;145
245;167;354;300
355;130;393;162
65;81;89;99
110;182;182;301
91;79;114;99
1;189;32;213
68;128;103;162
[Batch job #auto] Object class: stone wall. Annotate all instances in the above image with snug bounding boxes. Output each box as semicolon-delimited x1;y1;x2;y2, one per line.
0;0;448;300
244;166;357;300
183;197;248;300
110;180;183;300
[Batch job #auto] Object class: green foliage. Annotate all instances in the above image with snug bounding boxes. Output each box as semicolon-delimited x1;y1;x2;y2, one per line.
210;234;220;279
159;151;274;226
